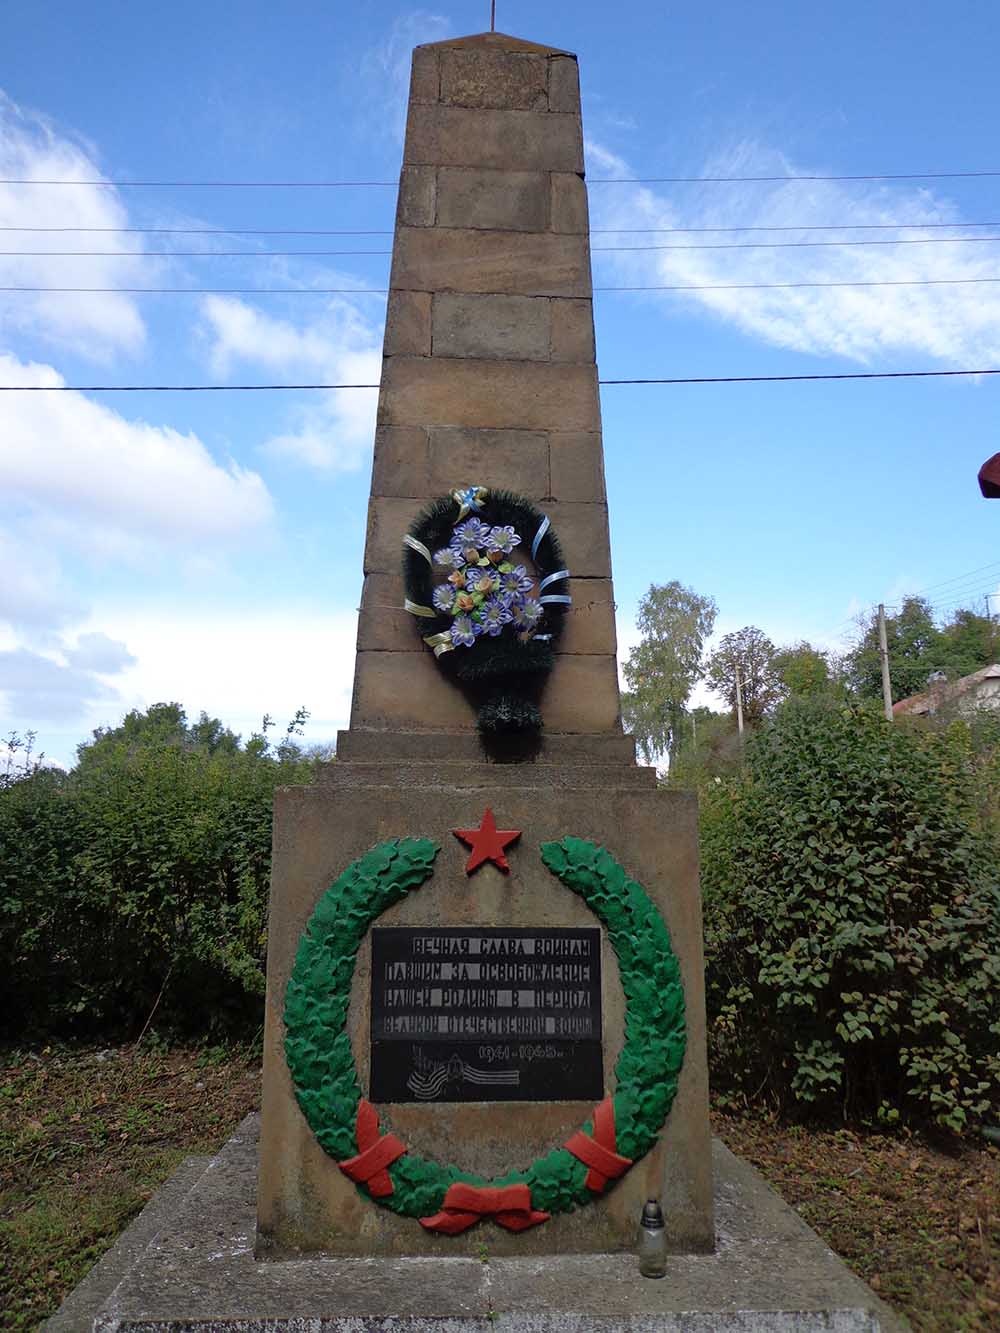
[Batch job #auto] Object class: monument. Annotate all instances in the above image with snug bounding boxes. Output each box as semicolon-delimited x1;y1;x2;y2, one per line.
256;27;714;1257
49;28;905;1333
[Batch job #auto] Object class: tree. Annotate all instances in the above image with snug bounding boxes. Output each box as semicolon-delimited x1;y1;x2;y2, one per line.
772;641;835;699
705;626;781;725
621;581;717;764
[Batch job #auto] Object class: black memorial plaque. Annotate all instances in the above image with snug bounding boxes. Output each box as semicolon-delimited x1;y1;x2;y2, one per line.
370;927;603;1103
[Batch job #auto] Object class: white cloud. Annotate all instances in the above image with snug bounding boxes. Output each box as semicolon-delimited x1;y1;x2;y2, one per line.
0;352;273;546
586;137;1000;366
0;91;147;360
98;606;357;746
199;296;381;473
64;631;136;674
0;637;133;730
361;10;451;140
0;528;84;632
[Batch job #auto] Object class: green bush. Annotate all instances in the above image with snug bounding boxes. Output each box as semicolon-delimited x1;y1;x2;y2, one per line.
0;704;319;1039
701;698;1000;1131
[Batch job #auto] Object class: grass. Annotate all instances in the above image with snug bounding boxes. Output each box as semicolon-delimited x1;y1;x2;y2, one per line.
1;1043;997;1331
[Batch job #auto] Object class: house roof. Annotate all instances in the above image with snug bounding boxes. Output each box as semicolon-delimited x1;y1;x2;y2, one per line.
892;663;1000;715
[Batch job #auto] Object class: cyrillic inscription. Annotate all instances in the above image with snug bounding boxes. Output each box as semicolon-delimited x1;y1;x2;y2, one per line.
370;927;603;1102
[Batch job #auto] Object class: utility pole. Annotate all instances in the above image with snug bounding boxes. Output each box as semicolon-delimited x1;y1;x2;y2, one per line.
878;603;893;721
735;661;745;739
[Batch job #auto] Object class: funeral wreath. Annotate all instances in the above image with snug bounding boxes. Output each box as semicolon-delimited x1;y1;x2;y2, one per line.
402;487;570;735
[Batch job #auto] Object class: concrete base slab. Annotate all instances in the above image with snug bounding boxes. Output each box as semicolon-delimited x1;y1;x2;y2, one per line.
49;1115;907;1332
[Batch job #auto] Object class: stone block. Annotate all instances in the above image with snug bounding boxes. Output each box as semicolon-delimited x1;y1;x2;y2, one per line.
351;648;475;729
545;651;623;730
550;297;595;362
409;47;439;104
436;167;549;232
549;431;607;501
396;166;436;228
363;495;422;575
560;578;617;655
370;425;429;497
383;290;432;357
550;171;589;233
356;574;418;653
365;494;611;578
379;356;601;432
427;426;549;497
336;729;639;764
405;104;584;173
548;55;581;113
432;292;550;361
439;49;548;110
540;498;613;578
391;226;591;297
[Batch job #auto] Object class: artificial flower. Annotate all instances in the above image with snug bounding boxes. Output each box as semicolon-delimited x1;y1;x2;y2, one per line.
466;568;498;595
448;570;465;587
433;546;463;569
481;595;514;636
499;565;534;597
454;517;491;547
512;597;543;627
432;584;455;612
455;591;476;612
486;524;520;554
450;615;478;648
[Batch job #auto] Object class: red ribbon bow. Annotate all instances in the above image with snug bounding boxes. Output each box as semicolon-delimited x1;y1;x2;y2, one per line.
338;1099;406;1198
564;1096;632;1193
420;1182;550;1234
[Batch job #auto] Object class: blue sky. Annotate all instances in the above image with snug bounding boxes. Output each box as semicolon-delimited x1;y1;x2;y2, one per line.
3;1;1000;766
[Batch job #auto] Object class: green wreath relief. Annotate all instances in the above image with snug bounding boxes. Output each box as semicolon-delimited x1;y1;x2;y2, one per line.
284;837;687;1222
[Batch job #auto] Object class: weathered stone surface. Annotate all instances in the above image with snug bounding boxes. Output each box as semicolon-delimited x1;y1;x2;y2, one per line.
45;1154;211;1332
355;568;613;658
436;166;549;232
409;46;440;104
336;728;639;764
370;425;429;496
549;431;607;501
355;573;416;653
350;649;621;733
55;1120;906;1331
550;172;589;233
433;292;550;361
383;290;432;357
439;49;548;110
550;298;595;362
379;357;600;432
364;495;610;577
548;55;581;113
391;226;590;297
405;104;584;173
427;426;549;496
397;166;437;228
559;578;617;655
258;778;708;1255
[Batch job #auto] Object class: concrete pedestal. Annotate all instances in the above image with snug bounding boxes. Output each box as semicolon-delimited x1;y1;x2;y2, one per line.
48;1115;907;1332
256;762;713;1257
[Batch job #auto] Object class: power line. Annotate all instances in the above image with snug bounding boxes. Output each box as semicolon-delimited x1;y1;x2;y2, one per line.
4;367;1000;391
6;275;1000;296
14;234;1000;257
906;559;1000;598
8;220;1000;236
7;169;1000;186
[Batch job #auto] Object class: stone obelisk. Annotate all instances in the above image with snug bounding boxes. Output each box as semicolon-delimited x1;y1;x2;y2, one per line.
341;30;626;759
257;31;713;1259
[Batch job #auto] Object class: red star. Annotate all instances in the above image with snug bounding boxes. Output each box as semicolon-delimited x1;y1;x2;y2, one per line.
452;807;521;875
